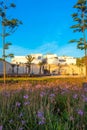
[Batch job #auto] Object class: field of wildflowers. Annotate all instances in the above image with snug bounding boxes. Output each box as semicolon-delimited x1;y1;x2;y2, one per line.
0;77;87;130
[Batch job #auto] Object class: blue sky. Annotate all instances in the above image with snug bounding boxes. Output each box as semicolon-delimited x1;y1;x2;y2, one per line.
0;0;86;60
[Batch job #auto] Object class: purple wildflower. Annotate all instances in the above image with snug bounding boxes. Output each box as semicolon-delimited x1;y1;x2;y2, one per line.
40;91;46;97
0;126;3;130
19;112;23;117
83;97;87;102
73;94;78;99
81;94;85;98
37;111;44;118
82;94;87;102
61;88;69;95
2;91;10;97
24;101;30;106
18;127;23;130
84;88;87;92
21;120;26;125
37;110;46;125
16;102;21;107
38;117;46;125
50;93;55;98
78;109;84;116
23;95;29;99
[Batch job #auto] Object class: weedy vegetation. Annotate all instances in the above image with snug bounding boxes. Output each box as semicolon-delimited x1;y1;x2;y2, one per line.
0;77;87;130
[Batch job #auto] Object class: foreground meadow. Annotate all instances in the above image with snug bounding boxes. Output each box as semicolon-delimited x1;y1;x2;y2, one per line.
0;77;87;130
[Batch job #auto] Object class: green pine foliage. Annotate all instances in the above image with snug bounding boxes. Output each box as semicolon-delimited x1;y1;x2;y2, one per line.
70;0;87;80
0;1;22;59
70;0;87;51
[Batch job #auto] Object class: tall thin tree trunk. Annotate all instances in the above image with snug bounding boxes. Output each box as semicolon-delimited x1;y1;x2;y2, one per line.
39;66;41;75
28;65;31;76
82;10;87;81
2;2;6;85
83;28;87;81
2;19;6;85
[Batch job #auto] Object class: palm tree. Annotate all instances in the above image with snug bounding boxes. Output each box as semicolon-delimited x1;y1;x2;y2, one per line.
26;55;35;76
16;62;19;76
38;61;43;75
38;58;47;75
11;64;15;74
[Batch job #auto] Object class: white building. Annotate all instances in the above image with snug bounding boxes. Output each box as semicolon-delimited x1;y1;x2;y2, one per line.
11;54;43;64
10;54;77;75
11;54;44;75
44;53;58;65
0;60;12;75
11;54;76;65
11;56;27;64
31;54;43;64
58;56;76;65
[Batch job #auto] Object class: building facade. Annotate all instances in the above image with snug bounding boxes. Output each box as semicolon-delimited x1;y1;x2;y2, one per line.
58;56;76;65
44;53;58;65
10;54;77;75
1;54;85;76
0;60;12;75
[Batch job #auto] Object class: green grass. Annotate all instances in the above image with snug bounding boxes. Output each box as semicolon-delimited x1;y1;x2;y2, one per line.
0;76;86;84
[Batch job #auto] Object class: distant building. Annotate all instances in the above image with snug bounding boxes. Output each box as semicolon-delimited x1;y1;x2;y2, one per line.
58;56;76;65
10;54;77;75
11;54;43;64
31;54;43;64
11;54;76;65
44;53;58;65
0;54;86;76
11;56;27;64
11;54;44;75
0;59;12;75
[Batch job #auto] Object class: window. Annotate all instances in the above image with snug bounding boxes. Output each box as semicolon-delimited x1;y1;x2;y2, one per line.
38;56;41;59
59;59;66;62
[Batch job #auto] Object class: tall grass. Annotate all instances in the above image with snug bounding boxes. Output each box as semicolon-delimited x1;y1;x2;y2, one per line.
0;79;87;130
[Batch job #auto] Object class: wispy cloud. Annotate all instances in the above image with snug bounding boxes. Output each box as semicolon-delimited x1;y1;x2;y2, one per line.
0;41;84;59
57;43;84;57
34;41;59;54
4;41;59;56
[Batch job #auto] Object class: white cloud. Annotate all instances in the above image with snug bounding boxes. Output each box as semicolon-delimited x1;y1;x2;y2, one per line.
57;44;84;57
34;41;58;54
0;41;84;60
6;41;59;56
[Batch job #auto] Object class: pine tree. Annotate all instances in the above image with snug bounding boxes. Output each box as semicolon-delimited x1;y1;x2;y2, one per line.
70;0;87;80
0;1;22;84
